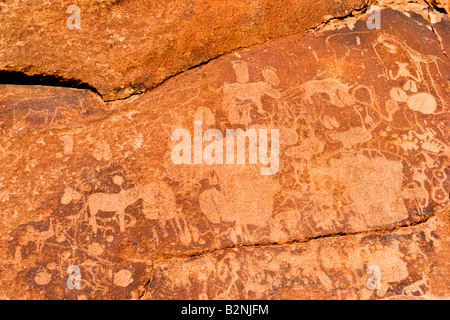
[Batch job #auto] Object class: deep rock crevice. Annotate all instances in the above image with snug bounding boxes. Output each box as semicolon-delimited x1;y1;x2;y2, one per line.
0;2;374;104
0;70;103;99
2;1;446;103
4;0;446;104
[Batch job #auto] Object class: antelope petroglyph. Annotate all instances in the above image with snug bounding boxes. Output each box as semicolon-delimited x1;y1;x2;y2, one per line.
86;186;143;234
72;180;177;234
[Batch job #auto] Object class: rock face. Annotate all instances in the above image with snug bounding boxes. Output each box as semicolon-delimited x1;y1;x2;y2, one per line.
432;0;449;13
144;210;449;299
0;0;367;101
0;3;449;299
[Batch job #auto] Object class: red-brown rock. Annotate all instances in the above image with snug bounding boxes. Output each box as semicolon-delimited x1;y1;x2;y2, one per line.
0;4;448;300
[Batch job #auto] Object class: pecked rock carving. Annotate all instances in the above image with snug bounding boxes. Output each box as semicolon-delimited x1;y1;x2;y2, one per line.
0;4;448;299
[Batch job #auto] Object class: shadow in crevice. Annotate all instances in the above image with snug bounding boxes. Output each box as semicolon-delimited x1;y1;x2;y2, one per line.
0;70;103;99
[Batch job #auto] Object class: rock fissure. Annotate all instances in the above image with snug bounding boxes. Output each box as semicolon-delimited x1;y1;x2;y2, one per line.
137;211;438;299
0;70;103;100
425;4;450;59
152;212;435;262
1;3;374;104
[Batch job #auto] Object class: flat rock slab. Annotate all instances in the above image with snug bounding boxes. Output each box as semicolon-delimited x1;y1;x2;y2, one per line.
0;6;449;299
0;0;366;101
143;210;449;300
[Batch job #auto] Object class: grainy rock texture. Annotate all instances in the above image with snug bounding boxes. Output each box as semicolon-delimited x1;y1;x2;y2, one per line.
0;0;367;101
431;0;449;13
0;2;449;300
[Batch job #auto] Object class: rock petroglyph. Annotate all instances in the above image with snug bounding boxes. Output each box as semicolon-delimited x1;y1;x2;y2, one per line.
0;2;448;299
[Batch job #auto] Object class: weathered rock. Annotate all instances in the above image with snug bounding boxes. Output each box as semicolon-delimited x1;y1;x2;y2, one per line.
429;7;450;56
0;5;448;299
431;0;449;13
0;85;107;134
143;209;449;300
0;0;367;101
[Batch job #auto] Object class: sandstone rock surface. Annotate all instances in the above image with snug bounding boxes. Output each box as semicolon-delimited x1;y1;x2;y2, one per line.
0;0;367;101
0;3;449;299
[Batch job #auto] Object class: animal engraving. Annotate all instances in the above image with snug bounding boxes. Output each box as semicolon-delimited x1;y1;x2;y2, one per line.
86;187;142;234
